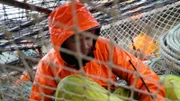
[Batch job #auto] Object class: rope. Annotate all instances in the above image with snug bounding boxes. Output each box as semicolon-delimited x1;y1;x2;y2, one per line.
148;24;180;75
159;24;180;75
146;56;166;75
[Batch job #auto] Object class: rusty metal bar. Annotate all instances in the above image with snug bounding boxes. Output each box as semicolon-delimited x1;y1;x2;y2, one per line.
0;0;52;14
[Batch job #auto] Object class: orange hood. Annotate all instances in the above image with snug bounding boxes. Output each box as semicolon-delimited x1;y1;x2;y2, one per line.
48;1;100;50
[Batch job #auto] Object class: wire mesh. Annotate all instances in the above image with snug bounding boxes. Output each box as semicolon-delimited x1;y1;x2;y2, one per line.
0;0;180;101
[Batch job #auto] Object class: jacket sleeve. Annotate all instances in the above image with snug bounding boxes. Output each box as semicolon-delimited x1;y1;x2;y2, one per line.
30;60;57;101
112;45;165;101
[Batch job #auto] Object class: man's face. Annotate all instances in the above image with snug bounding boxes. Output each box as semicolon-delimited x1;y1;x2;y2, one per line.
64;31;95;55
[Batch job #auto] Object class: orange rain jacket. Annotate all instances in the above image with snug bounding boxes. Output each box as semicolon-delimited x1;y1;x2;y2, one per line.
30;1;165;101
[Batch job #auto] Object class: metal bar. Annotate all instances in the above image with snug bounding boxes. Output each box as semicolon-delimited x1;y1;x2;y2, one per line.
97;0;179;24
0;26;48;47
0;0;139;15
0;0;52;14
120;0;179;19
0;15;48;39
120;0;157;14
0;0;155;35
14;41;34;44
0;0;141;40
89;0;140;13
0;45;41;52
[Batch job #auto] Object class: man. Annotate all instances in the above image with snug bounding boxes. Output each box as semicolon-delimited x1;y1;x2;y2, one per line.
30;1;165;101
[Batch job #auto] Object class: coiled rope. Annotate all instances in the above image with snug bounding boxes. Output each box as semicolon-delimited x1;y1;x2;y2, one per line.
148;24;180;75
159;24;180;75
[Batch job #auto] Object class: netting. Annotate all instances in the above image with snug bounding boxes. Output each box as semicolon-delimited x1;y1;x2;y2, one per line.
0;0;180;101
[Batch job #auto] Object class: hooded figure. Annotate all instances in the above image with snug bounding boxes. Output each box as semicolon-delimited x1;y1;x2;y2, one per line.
30;1;165;101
